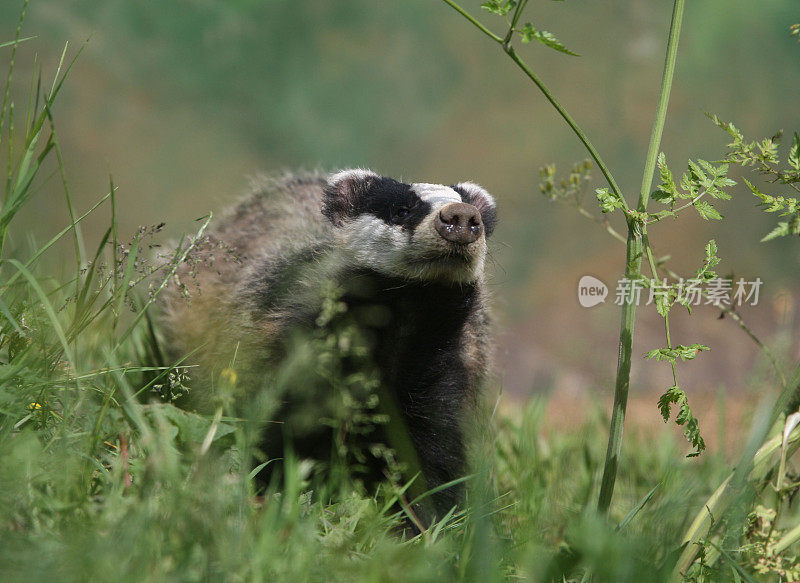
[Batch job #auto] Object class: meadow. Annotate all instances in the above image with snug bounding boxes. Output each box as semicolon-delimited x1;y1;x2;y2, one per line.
2;2;800;582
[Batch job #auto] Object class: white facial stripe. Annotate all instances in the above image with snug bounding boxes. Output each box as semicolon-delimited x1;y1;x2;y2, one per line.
412;183;462;207
337;215;406;274
328;168;379;185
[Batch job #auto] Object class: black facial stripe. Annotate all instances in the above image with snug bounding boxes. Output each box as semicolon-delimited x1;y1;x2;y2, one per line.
354;177;432;232
400;200;432;232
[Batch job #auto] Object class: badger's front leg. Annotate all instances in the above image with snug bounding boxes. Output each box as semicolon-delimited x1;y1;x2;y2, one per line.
366;285;483;518
398;362;472;517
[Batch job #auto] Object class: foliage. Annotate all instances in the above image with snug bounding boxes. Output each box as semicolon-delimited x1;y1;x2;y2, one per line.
650;155;735;222
707;115;800;241
480;0;517;16
741;505;800;580
517;23;578;55
481;0;578;55
595;187;625;214
539;160;593;203
445;0;800;578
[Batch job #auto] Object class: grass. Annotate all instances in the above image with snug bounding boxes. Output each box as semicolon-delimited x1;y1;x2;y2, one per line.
2;19;800;583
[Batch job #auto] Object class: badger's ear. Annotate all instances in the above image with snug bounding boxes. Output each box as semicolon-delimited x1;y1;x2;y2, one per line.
456;182;498;237
322;169;380;226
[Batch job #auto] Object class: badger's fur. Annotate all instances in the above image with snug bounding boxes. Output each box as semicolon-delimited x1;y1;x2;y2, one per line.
159;169;497;516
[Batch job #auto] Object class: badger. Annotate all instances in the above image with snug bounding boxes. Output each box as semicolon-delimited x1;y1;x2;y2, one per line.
158;169;497;518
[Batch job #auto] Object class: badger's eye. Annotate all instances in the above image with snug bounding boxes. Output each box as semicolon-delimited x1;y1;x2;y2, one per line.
391;206;411;223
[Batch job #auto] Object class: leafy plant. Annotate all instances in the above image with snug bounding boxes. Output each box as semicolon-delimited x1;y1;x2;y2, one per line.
707;115;800;241
443;0;800;578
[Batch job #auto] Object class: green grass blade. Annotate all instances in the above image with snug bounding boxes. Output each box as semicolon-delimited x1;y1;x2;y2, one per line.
74;226;111;316
0;0;29;145
617;483;660;530
112;213;212;352
0;36;35;50
110;174;118;303
113;233;138;329
46;110;84;279
2;190;112;290
0;294;23;336
708;541;757;583
4;258;76;374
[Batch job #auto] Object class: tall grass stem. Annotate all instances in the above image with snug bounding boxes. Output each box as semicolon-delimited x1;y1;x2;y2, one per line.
597;0;685;514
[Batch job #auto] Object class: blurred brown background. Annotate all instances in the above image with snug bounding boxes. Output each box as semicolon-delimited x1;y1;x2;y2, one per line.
2;0;798;444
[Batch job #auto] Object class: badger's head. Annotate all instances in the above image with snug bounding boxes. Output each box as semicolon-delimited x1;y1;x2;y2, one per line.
322;169;497;284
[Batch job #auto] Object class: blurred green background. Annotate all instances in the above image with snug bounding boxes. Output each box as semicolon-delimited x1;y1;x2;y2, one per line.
2;0;798;409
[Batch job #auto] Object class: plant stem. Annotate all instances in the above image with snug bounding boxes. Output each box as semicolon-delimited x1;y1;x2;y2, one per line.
441;0;687;514
440;0;503;43
439;0;627;209
643;232;678;394
503;0;527;46
637;3;685;213
597;0;685;514
646;191;707;224
502;46;628;210
577;196;787;387
647;227;787;390
0;0;29;148
596;225;641;513
575;204;627;244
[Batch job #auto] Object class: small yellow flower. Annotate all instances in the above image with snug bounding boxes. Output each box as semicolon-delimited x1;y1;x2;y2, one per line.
28;402;42;411
220;368;238;386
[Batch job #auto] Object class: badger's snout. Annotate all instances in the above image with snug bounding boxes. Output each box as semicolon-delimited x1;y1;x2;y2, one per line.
434;202;484;245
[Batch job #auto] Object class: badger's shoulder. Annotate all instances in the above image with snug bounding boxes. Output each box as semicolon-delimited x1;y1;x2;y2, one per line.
157;171;332;389
212;170;330;261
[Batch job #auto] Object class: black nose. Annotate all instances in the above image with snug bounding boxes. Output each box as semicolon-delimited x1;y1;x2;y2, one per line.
434;202;484;244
